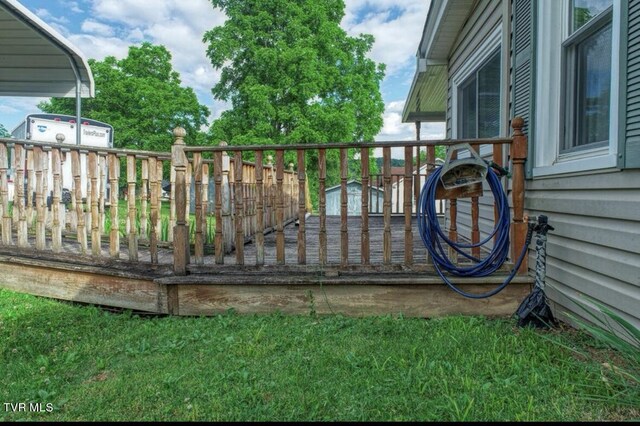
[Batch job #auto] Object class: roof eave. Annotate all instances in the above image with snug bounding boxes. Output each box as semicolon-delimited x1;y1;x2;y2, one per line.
0;0;94;98
403;0;475;124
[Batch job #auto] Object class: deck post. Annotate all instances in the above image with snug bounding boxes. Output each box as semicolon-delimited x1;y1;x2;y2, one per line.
172;127;189;275
511;117;528;274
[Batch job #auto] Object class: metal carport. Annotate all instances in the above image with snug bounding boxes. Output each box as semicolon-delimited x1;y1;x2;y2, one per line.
0;0;94;144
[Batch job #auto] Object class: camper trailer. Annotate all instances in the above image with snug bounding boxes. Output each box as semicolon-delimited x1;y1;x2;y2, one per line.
9;113;114;202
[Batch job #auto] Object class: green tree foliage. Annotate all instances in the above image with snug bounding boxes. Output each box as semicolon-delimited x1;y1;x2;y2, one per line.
39;43;209;152
203;0;386;207
0;123;9;138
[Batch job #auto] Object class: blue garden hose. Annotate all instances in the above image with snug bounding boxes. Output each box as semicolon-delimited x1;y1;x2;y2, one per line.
417;166;533;299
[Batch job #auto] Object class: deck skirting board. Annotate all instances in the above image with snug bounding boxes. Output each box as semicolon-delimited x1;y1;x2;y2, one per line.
0;256;532;317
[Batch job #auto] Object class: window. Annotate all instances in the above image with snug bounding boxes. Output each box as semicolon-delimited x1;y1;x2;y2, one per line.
563;1;613;153
457;50;501;139
533;0;620;177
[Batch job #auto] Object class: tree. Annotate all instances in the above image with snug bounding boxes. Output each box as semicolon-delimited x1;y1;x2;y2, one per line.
203;0;385;207
0;123;9;138
39;43;209;152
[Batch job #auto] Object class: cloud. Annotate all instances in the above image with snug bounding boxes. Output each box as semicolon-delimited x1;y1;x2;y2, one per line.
11;0;433;143
59;1;84;14
67;34;131;60
374;100;445;157
81;19;114;37
82;0;225;111
343;0;430;76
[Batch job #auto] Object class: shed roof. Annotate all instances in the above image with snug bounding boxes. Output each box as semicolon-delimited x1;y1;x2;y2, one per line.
0;0;94;97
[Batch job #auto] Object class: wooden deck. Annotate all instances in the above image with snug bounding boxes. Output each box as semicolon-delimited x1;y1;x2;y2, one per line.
0;215;533;317
0;120;533;317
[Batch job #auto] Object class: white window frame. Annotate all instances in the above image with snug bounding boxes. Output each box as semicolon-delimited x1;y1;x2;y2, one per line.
533;0;621;178
451;26;503;157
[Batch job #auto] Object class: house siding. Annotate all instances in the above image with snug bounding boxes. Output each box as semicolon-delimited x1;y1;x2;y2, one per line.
444;0;504;248
521;0;640;331
525;170;640;330
436;0;640;332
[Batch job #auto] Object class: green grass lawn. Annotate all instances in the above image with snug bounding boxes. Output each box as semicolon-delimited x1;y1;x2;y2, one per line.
0;289;637;422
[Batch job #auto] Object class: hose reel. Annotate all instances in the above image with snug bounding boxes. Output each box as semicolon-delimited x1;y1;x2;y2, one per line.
417;144;532;299
439;143;488;191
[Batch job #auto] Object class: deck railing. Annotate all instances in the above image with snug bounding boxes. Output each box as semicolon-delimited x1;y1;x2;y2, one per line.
0;117;528;276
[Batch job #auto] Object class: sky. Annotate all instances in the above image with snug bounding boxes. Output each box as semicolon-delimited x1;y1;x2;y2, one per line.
0;0;446;147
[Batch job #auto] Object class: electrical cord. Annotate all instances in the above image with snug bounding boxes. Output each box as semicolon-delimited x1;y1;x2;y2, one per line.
417;166;534;299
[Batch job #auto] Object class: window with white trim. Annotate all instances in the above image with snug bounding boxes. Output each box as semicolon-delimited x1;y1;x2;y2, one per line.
563;0;613;153
458;49;501;139
533;0;620;177
452;26;503;145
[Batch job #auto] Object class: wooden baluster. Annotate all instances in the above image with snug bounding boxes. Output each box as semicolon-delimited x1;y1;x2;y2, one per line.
193;153;204;265
318;149;327;266
493;143;504;245
289;163;295;221
275;150;285;265
375;174;381;213
99;154;107;237
51;148;62;252
213;151;224;264
266;156;274;230
126;154;138;261
42;149;49;232
157;159;164;243
395;175;400;214
26;148;34;226
244;164;250;238
383;147;392;265
14;145;27;247
361;147;370;265
511;117;528;274
202;162;209;250
185;161;192;228
169;160;176;243
140;158;149;240
404;146;413;265
0;141;10;245
448;149;458;264
255;151;264;266
426;144;436;264
108;153;120;258
414;145;421;210
34;147;45;250
471;143;480;259
234;151;244;265
149;156;159;264
71;149;86;253
172;128;188;275
221;147;233;254
88;152;100;256
340;148;348;266
297;150;306;265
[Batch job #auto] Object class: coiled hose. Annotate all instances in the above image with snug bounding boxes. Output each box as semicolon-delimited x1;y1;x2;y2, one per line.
417;166;533;299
